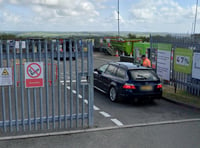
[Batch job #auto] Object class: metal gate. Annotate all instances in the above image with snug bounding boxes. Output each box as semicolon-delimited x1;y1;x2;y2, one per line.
0;39;94;135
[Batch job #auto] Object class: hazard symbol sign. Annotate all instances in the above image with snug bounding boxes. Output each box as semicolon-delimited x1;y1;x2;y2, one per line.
0;67;12;86
2;69;9;75
25;62;44;88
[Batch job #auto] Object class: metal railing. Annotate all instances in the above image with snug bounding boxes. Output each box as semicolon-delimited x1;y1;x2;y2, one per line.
0;39;94;135
151;35;200;96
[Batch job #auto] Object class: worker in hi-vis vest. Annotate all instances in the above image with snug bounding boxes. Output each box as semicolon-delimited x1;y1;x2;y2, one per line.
141;55;151;68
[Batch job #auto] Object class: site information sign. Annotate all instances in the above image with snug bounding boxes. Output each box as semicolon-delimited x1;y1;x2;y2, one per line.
25;62;44;88
156;43;171;81
0;67;12;86
15;41;26;49
192;52;200;80
174;48;193;74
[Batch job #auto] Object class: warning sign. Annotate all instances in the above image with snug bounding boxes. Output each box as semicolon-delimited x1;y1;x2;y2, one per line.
25;62;44;88
27;63;42;78
0;67;12;86
2;69;9;75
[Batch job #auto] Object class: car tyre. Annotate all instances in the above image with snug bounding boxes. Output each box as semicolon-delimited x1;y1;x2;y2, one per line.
109;87;118;102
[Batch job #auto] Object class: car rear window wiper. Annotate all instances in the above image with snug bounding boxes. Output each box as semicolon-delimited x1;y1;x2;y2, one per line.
135;74;147;80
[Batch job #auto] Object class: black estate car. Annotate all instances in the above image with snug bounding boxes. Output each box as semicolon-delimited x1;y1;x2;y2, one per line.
94;62;162;102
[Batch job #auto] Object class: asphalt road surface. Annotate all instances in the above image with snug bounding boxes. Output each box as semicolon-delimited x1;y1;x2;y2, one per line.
93;52;200;127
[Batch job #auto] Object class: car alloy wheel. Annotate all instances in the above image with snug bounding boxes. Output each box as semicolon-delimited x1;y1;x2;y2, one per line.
109;87;118;102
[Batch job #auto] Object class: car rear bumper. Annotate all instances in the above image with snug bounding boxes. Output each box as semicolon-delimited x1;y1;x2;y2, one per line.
119;91;162;100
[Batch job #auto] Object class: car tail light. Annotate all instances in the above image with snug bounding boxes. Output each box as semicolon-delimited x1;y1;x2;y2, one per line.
123;83;136;89
157;84;162;89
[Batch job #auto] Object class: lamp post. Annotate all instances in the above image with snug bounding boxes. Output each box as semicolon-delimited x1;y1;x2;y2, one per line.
193;0;198;34
117;0;120;39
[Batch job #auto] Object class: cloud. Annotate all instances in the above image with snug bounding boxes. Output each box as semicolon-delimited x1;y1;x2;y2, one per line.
1;0;99;16
0;0;199;33
125;0;199;33
92;0;108;9
55;1;99;17
2;11;21;24
29;0;100;23
0;0;100;30
129;0;194;24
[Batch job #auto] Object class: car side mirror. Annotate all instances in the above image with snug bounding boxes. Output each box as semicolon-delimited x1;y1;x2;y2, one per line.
94;68;102;74
94;70;98;75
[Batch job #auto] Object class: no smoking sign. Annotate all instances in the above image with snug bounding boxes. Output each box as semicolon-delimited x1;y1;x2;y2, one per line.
25;62;44;88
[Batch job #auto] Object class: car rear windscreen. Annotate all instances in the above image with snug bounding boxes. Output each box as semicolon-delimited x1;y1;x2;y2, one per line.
129;69;159;81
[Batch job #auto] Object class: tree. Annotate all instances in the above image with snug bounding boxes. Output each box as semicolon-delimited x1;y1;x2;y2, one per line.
0;33;17;40
127;33;136;39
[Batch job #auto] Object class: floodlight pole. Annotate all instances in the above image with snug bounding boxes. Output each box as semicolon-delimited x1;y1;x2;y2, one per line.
194;0;198;34
117;0;120;39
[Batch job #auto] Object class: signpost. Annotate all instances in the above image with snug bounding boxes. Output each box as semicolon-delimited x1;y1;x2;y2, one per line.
25;62;44;88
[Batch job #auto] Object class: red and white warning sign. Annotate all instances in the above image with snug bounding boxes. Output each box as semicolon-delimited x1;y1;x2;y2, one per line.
25;62;44;88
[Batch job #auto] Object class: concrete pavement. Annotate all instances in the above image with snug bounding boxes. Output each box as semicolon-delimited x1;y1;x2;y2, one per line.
0;120;200;148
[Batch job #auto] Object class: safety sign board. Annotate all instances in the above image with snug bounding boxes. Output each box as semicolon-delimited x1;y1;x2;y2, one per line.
192;52;200;80
25;62;44;88
0;67;12;86
156;43;172;81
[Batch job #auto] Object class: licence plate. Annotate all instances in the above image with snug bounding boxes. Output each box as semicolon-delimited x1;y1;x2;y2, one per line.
140;85;153;91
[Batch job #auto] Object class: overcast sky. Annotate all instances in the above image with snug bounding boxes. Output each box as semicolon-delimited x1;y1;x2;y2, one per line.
0;0;199;33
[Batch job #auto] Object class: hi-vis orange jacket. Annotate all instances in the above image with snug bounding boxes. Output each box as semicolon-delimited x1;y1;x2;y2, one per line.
142;58;151;68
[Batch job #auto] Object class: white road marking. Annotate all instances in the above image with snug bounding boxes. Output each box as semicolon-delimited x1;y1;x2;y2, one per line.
99;111;111;118
93;106;100;111
60;80;87;83
84;99;88;104
60;75;126;127
65;87;83;99
61;80;124;127
111;119;124;126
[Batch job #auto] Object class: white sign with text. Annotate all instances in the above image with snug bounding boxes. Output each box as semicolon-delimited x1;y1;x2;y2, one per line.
192;53;200;80
157;50;171;81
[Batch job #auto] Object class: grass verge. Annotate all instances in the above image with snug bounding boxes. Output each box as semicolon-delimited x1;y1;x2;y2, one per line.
163;85;200;109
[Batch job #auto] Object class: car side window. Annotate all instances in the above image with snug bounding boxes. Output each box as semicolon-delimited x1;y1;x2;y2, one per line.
98;64;108;73
105;65;117;75
116;68;126;79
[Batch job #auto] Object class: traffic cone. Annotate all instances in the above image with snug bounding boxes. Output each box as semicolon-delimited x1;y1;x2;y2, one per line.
130;52;132;57
115;50;119;57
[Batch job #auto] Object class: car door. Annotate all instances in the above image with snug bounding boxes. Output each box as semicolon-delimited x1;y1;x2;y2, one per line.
102;64;118;92
115;67;127;90
94;64;108;90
